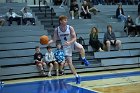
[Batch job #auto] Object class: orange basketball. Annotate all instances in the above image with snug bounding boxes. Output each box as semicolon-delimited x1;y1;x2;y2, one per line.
40;35;49;45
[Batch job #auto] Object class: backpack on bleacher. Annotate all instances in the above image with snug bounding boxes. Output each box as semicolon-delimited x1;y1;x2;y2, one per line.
78;37;85;46
77;36;86;65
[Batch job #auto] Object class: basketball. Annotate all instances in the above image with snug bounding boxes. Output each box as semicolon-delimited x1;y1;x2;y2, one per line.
40;35;49;45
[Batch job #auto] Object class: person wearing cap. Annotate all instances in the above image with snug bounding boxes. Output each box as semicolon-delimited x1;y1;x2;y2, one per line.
20;7;36;25
124;15;136;37
6;8;22;26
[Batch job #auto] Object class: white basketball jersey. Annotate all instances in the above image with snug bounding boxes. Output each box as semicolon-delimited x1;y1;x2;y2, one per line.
57;25;71;47
57;25;72;56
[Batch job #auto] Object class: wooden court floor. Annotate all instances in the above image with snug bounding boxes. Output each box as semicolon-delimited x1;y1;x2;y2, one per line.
1;68;140;93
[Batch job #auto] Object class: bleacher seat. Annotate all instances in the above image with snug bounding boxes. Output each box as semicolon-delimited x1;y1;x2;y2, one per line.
0;4;139;80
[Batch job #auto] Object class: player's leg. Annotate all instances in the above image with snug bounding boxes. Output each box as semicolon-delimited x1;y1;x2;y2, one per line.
63;47;80;84
66;56;81;84
74;42;90;66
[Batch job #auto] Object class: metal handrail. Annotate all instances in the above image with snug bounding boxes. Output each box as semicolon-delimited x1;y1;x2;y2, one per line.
44;0;48;17
38;0;42;12
50;7;54;26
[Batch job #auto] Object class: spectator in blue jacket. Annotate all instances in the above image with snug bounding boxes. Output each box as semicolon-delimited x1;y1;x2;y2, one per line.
54;42;65;75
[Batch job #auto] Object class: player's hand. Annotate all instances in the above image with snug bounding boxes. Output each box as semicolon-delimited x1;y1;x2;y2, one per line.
64;41;71;46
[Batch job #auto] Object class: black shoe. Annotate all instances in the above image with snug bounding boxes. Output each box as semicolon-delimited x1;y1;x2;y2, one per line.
59;70;64;75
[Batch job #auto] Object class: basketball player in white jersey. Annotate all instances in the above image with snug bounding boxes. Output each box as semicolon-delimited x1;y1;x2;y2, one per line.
48;15;89;84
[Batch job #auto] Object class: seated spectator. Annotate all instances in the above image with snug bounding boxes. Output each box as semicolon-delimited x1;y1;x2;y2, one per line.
34;46;46;76
21;7;36;25
70;0;82;19
54;42;65;75
104;25;121;51
116;4;127;22
80;0;91;19
138;2;140;15
124;15;136;36
45;46;59;77
135;14;140;36
6;8;22;26
91;0;104;5
89;27;103;52
53;0;62;5
0;18;5;27
88;1;100;15
128;0;135;5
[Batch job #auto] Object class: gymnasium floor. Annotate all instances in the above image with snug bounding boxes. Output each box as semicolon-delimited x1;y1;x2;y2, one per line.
1;68;140;93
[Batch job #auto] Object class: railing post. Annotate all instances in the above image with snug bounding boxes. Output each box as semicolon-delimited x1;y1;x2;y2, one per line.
34;0;36;5
44;0;47;17
51;8;53;26
39;0;42;12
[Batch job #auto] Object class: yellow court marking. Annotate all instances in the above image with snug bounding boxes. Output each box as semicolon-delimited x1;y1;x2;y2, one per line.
4;68;140;85
69;76;140;93
4;71;113;84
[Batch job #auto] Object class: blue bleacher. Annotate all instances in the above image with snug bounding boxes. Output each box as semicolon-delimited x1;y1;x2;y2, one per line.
0;3;139;80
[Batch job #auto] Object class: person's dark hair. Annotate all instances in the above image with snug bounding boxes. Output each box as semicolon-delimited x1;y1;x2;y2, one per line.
35;46;40;49
107;25;112;30
90;27;99;34
9;8;13;12
23;7;27;11
46;46;52;49
56;40;62;46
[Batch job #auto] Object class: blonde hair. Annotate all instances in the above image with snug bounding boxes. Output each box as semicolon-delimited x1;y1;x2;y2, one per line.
59;15;68;21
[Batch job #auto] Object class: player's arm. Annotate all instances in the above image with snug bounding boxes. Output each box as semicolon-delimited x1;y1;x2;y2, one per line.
48;28;59;45
69;26;77;44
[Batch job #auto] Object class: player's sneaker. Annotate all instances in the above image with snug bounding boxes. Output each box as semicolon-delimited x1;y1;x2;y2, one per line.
82;58;90;66
76;75;81;84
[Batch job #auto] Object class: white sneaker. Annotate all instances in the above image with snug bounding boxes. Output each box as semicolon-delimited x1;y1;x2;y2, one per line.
79;17;82;19
48;72;51;77
72;17;74;20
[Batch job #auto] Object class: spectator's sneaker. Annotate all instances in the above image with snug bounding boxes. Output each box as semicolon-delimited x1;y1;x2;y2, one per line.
75;75;81;84
79;17;82;19
82;58;90;66
72;17;74;20
48;72;52;77
32;23;36;25
59;70;64;75
40;70;46;76
135;35;139;37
